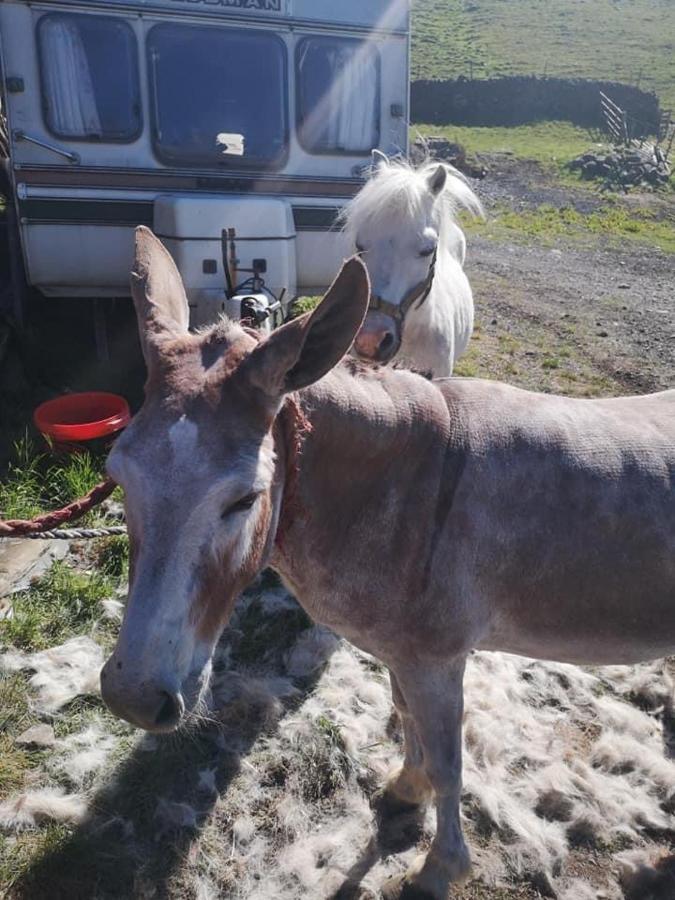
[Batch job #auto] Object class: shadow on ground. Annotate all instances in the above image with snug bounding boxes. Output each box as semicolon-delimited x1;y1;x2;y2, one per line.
11;677;317;898
9;575;333;899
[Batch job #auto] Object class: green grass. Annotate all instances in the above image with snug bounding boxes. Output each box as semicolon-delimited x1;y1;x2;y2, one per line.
0;559;117;652
93;534;129;581
289;296;321;318
412;0;675;111
0;441;128;802
0;436;118;523
0;674;40;801
0;824;74;894
414;121;602;171
467;202;675;253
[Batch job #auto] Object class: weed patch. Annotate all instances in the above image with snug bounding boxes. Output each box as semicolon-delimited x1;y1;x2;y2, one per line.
0;736;34;800
469;203;675;253
0;436;121;525
0;824;73;894
414;121;599;173
296;715;354;802
92;535;129;580
289;296;321;319
0;561;115;652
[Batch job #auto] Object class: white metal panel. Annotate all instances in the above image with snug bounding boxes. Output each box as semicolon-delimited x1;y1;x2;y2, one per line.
24;224;134;293
155;195;297;316
296;229;350;295
154;194;295;240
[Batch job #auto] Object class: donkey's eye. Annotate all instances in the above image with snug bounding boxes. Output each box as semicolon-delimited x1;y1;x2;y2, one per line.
222;492;259;518
419;246;436;258
355;242;366;254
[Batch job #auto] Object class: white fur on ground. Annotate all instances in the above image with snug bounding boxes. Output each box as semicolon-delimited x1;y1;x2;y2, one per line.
0;787;87;828
1;635;102;711
2;586;674;899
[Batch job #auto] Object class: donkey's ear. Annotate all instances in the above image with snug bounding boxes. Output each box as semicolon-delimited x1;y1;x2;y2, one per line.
246;256;369;399
130;226;189;362
427;164;447;197
371;148;389;170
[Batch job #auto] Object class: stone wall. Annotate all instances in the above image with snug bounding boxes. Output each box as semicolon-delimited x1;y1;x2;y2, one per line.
410;76;660;137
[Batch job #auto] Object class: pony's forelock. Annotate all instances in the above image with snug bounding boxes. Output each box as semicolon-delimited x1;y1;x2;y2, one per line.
339;158;483;239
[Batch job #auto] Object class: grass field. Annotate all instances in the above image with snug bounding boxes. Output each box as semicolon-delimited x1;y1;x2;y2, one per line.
412;0;675;111
466;202;675;253
412;121;606;178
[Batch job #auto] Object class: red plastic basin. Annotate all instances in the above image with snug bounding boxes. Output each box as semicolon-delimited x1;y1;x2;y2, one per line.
34;392;131;444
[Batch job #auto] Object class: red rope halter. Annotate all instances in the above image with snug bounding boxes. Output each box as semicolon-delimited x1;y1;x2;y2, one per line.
274;394;312;550
0;477;117;537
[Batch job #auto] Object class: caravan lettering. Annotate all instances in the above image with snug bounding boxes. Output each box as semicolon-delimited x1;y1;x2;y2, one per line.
170;0;282;10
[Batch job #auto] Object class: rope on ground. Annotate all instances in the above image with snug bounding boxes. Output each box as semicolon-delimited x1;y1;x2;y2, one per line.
0;477;118;539
23;526;128;541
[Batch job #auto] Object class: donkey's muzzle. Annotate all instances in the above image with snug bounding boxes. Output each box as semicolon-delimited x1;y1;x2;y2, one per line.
100;657;185;733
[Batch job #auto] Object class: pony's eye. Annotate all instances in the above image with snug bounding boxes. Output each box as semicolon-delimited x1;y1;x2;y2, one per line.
222;492;259;518
419;246;436;258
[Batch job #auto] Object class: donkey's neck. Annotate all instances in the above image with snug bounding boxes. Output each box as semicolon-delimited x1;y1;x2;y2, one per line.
270;362;452;613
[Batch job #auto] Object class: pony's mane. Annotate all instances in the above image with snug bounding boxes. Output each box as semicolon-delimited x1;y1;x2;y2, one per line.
339;158;483;238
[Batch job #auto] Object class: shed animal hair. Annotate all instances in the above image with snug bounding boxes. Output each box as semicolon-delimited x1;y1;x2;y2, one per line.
1;588;673;897
0;787;87;828
1;635;103;712
49;718;118;788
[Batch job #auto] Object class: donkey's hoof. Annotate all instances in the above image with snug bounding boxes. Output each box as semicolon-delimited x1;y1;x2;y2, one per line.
371;786;422;819
380;873;436;900
382;850;471;900
371;788;426;852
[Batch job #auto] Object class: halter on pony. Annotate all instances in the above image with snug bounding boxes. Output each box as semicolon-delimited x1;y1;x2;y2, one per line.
367;247;437;336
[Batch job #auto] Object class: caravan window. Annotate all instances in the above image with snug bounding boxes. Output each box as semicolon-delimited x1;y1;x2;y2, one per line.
296;37;380;154
38;14;141;142
148;25;287;169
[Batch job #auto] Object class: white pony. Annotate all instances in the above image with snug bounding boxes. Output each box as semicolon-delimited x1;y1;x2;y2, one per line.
340;150;483;376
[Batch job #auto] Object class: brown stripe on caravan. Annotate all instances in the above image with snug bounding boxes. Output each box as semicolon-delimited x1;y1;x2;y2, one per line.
17;167;362;197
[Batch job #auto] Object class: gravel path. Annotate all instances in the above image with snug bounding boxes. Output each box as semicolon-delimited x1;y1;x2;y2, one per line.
464;158;674;394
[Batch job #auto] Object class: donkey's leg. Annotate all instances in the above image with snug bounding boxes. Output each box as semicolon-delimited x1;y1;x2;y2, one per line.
382;656;469;900
381;670;432;809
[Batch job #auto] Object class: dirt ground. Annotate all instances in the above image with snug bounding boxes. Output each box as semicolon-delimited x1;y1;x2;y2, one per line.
463;157;674;397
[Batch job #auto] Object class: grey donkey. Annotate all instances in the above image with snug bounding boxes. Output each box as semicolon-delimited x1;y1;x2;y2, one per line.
102;227;675;899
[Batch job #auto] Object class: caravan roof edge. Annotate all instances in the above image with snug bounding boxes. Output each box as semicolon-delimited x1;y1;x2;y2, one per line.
14;0;409;36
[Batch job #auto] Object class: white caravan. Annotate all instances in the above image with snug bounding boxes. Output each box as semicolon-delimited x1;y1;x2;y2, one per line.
0;0;410;329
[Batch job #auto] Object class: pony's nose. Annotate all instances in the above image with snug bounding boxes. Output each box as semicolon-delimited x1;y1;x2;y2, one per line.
377;331;397;361
100;658;185;733
354;326;399;363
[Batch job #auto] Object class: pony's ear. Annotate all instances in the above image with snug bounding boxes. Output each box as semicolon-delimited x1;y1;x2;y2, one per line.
130;226;189;364
371;148;390;170
427;164;447;197
245;256;369;399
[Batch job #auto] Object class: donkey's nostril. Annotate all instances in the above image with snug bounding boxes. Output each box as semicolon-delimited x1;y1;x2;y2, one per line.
154;690;184;729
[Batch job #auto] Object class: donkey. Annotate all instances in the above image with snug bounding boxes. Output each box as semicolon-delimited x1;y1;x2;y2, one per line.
102;227;675;900
340;151;483;377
